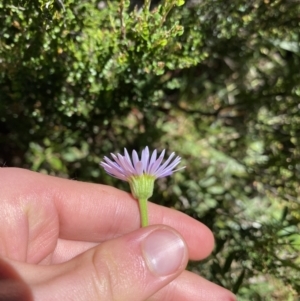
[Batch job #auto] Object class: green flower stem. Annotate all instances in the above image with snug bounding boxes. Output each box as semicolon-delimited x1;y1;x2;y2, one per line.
129;175;154;227
138;198;149;227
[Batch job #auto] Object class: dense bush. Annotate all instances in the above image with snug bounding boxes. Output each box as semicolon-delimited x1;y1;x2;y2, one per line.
1;0;299;299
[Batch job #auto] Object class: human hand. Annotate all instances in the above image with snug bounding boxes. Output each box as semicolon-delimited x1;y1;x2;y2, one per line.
0;168;236;301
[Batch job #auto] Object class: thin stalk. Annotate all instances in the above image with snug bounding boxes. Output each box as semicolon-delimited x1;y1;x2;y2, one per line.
138;198;149;227
144;0;151;14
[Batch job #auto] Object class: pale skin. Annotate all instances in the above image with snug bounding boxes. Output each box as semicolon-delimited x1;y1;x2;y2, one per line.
0;168;236;301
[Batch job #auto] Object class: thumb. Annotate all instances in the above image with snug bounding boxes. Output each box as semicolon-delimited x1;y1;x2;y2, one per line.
34;225;188;301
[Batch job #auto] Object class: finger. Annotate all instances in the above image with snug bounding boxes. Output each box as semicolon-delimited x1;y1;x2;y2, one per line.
1;168;214;261
149;270;236;301
0;257;33;301
28;226;189;301
51;239;98;264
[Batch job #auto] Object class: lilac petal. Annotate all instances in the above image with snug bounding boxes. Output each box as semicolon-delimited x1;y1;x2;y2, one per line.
157;165;185;178
160;156;181;172
153;152;176;176
118;154;135;175
141;146;150;171
111;153;123;169
132;150;139;169
148;149;165;174
103;156;123;173
172;166;186;172
99;161;110;170
155;167;174;178
156;170;173;178
100;162;127;181
111;154;125;170
147;149;157;173
124;148;135;170
135;161;143;175
105;171;127;181
115;154;130;174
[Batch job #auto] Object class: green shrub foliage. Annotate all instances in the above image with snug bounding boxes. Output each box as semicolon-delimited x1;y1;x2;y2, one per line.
1;0;299;299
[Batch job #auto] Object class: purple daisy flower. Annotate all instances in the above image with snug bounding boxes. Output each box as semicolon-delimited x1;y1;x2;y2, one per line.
100;146;185;181
100;147;185;227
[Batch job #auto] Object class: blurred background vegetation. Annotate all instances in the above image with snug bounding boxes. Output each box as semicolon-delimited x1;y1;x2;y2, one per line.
1;0;300;299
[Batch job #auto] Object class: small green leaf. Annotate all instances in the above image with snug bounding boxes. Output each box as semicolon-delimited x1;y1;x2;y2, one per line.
207;186;225;195
176;0;185;6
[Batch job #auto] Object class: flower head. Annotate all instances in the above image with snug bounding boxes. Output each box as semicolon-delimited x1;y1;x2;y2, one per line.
100;147;185;227
100;146;184;182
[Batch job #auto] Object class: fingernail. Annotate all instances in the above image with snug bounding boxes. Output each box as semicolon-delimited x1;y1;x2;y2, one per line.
142;229;186;276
